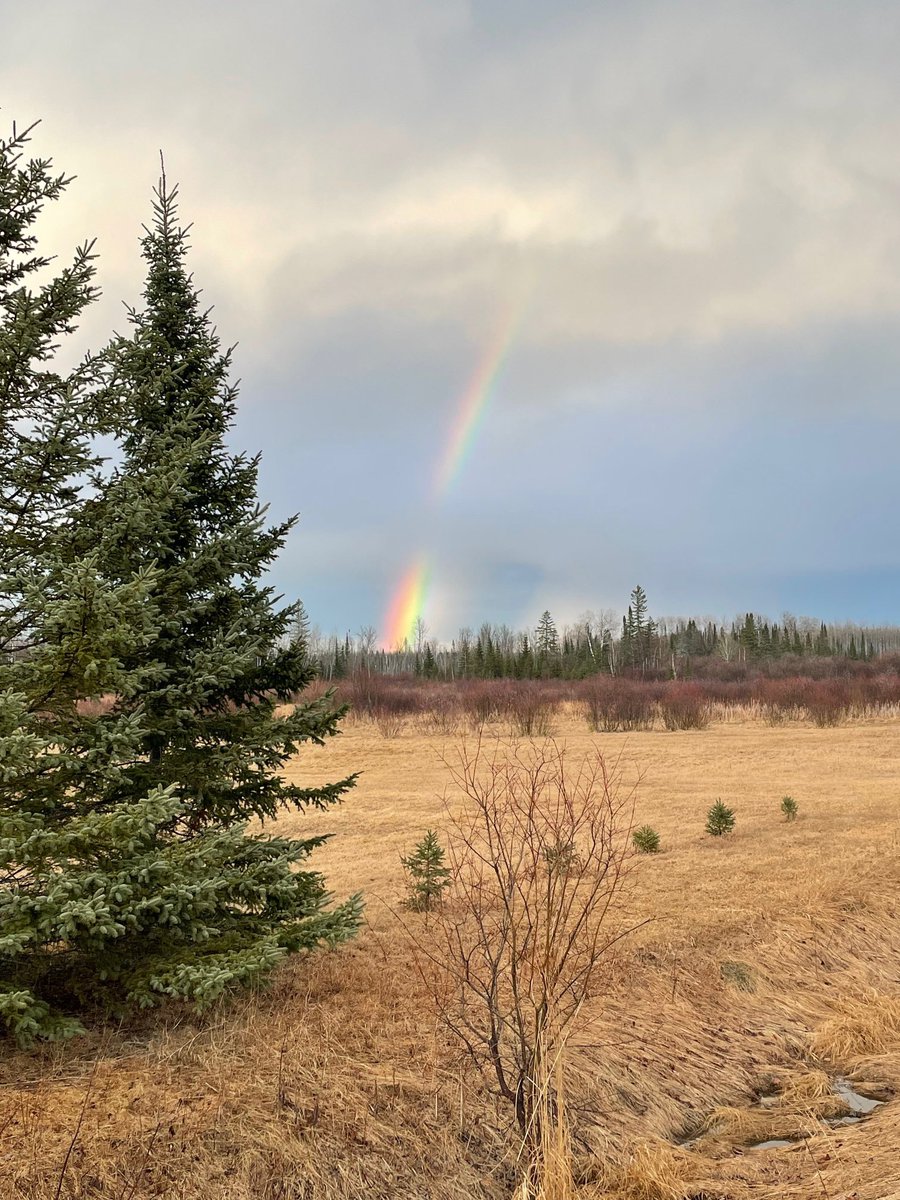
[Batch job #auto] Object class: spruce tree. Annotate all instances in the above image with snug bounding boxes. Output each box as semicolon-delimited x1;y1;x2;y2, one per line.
738;613;756;659
627;585;655;671
290;598;312;654
535;610;560;676
815;622;831;656
400;830;450;912
0;121;103;651
89;171;361;911
0;118;129;1042
0;125;214;1042
0;133;361;1046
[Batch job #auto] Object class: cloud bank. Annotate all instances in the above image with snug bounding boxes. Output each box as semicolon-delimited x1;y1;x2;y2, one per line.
6;0;900;635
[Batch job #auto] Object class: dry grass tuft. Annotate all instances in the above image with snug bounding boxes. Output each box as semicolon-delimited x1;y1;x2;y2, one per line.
811;991;900;1061
593;1139;697;1200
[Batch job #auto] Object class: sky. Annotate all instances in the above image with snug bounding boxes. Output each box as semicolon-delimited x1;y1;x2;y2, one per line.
5;0;900;642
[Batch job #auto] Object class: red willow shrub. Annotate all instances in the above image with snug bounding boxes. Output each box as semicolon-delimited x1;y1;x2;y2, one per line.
658;682;712;730
343;673;420;736
756;677;810;724
457;679;510;730
579;677;655;732
415;683;463;734
302;664;900;739
804;679;851;727
864;674;900;711
503;681;557;737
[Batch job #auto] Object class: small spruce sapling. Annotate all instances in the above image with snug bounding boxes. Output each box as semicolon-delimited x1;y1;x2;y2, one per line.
542;838;579;875
706;799;736;837
781;795;798;822
632;825;661;854
401;830;451;912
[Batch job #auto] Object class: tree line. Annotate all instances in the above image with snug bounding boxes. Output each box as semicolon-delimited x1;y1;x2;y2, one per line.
301;586;900;682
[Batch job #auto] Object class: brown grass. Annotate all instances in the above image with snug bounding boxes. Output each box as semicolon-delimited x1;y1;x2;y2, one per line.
4;710;900;1198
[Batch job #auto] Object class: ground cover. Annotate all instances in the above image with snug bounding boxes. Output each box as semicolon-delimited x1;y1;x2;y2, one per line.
3;711;900;1199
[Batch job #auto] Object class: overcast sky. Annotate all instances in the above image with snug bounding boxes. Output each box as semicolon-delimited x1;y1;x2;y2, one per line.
6;1;900;639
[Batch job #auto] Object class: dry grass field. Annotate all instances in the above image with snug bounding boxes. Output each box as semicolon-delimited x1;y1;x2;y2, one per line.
3;708;900;1199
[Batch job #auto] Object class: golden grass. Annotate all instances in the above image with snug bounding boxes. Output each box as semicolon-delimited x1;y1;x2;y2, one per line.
4;710;900;1198
811;991;900;1062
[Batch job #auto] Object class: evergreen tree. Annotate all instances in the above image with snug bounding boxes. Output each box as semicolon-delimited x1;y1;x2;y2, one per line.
815;622;831;656
25;171;359;1032
621;610;634;667
705;799;736;837
739;613;758;660
758;622;772;657
400;830;450;912
516;632;535;679
0;121;103;655
290;598;311;652
2;126;338;1044
626;585;655;671
534;610;560;678
535;610;560;661
0;118;137;1042
422;642;438;678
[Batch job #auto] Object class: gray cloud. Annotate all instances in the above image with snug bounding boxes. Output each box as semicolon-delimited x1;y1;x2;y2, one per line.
6;1;900;634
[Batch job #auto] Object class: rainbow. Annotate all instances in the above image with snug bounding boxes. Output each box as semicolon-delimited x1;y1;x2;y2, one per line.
432;303;524;501
381;300;527;648
384;556;430;648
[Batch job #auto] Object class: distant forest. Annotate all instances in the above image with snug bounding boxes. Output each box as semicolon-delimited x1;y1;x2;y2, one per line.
297;586;900;681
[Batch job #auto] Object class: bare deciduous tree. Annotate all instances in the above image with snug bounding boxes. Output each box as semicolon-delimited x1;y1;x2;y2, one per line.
416;737;639;1185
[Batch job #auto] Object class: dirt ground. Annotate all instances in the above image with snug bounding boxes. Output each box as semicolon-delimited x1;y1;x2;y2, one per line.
3;709;900;1199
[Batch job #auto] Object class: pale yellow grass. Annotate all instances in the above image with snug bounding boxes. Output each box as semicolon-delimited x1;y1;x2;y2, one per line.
3;711;900;1199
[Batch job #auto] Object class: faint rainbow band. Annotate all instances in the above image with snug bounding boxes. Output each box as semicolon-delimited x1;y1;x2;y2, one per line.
383;300;528;648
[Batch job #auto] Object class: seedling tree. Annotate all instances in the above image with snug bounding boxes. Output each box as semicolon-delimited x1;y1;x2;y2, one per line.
0;126;359;1044
781;795;799;822
419;739;638;1190
706;799;736;837
632;825;661;854
400;830;450;911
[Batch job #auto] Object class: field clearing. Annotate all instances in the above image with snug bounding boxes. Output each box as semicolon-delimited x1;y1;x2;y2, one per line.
4;711;900;1198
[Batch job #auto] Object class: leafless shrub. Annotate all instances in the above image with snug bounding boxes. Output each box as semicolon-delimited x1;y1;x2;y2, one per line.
417;688;462;735
580;678;655;732
505;682;557;737
805;679;851;727
458;680;507;730
658;683;711;731
414;738;639;1189
375;710;404;738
